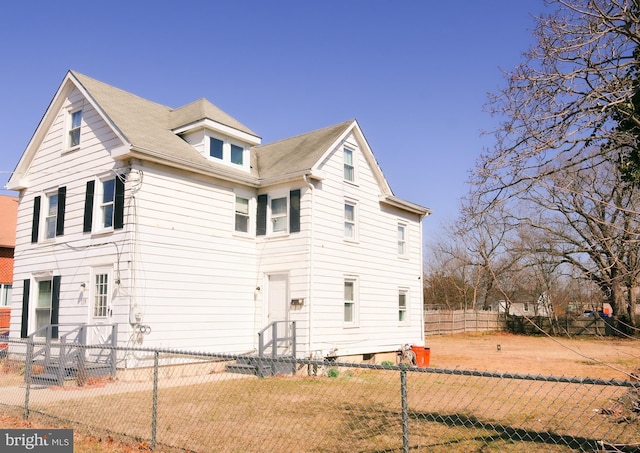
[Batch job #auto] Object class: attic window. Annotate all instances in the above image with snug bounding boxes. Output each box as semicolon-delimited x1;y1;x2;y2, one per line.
207;135;247;169
210;137;223;159
344;148;355;182
68;110;82;148
231;144;243;165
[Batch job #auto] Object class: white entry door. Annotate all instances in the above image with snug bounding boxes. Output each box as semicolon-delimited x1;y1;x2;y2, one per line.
267;274;290;355
268;274;289;324
87;268;114;348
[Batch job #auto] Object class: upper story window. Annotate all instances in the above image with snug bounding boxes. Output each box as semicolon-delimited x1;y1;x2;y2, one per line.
256;190;301;236
31;187;66;243
68;109;82;148
398;223;407;256
344;202;356;240
83;175;125;234
210;137;224;159
235;195;250;233
208;136;247;169
344;148;355;182
271;197;288;233
231;144;244;165
101;178;116;229
45;192;58;240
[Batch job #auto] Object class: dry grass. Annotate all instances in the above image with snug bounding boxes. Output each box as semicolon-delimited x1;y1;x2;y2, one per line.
1;332;639;452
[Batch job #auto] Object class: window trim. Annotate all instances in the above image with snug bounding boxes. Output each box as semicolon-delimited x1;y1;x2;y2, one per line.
343;147;356;183
344;201;357;241
234;193;252;235
398;288;409;324
84;176;125;234
44;191;59;240
92;269;111;319
0;283;12;307
67;109;82;150
397;222;408;257
256;189;301;236
32;187;66;243
207;134;248;169
344;198;358;242
343;276;359;326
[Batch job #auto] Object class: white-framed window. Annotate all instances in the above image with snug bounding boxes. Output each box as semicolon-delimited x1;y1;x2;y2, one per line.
344;201;356;240
231;144;244;165
235;195;250;233
208;136;247;169
45;192;58;240
93;273;109;318
271;196;288;233
257;190;300;236
68;109;82;148
398;223;407;256
398;289;409;323
100;178;116;230
210;137;224;159
35;279;53;333
344;148;355;182
344;277;358;325
0;284;12;307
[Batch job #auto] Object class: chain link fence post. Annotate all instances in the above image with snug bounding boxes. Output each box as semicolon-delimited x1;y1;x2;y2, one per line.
24;339;33;419
401;368;409;453
152;350;159;449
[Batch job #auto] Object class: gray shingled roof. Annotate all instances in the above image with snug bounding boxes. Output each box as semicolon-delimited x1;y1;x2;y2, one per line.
72;71;260;180
73;71;356;185
254;120;353;180
169;98;259;137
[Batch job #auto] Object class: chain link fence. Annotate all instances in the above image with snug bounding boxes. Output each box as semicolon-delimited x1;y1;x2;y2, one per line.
1;337;639;452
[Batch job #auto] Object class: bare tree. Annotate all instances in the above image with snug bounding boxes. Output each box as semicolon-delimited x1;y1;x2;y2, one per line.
471;0;640;326
480;0;640;194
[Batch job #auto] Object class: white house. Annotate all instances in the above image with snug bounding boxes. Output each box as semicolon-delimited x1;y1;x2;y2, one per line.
6;71;430;367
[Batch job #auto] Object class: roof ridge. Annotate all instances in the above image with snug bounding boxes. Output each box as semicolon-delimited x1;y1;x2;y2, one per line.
256;119;354;148
70;70;173;111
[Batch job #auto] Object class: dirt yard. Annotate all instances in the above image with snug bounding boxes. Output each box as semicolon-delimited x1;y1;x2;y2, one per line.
426;331;640;380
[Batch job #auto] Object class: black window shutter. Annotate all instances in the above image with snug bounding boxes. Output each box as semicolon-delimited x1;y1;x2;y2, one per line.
51;276;61;339
56;186;66;236
290;189;300;233
31;196;41;243
83;180;95;233
21;279;30;338
114;176;125;230
257;194;267;236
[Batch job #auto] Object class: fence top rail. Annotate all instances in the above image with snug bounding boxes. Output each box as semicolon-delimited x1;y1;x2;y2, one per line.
4;337;637;388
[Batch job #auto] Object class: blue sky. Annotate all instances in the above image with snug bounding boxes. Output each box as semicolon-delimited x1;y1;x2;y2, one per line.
0;1;545;240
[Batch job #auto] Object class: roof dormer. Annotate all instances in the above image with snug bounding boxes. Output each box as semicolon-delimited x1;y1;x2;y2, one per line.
170;98;260;172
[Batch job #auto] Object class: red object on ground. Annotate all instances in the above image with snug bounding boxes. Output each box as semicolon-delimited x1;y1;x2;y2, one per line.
411;346;430;368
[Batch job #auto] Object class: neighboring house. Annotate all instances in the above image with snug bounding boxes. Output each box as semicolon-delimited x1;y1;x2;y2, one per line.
0;195;18;343
493;293;551;317
6;71;430;367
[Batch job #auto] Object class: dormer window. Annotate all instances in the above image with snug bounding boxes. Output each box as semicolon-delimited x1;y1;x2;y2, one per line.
207;135;248;169
231;144;244;165
210;137;224;159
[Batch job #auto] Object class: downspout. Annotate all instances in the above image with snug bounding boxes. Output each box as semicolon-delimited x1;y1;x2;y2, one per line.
419;213;428;346
303;174;314;357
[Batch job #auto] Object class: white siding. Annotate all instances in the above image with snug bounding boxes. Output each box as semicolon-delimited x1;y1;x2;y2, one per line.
10;88;133;343
307;132;424;357
126;161;259;352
